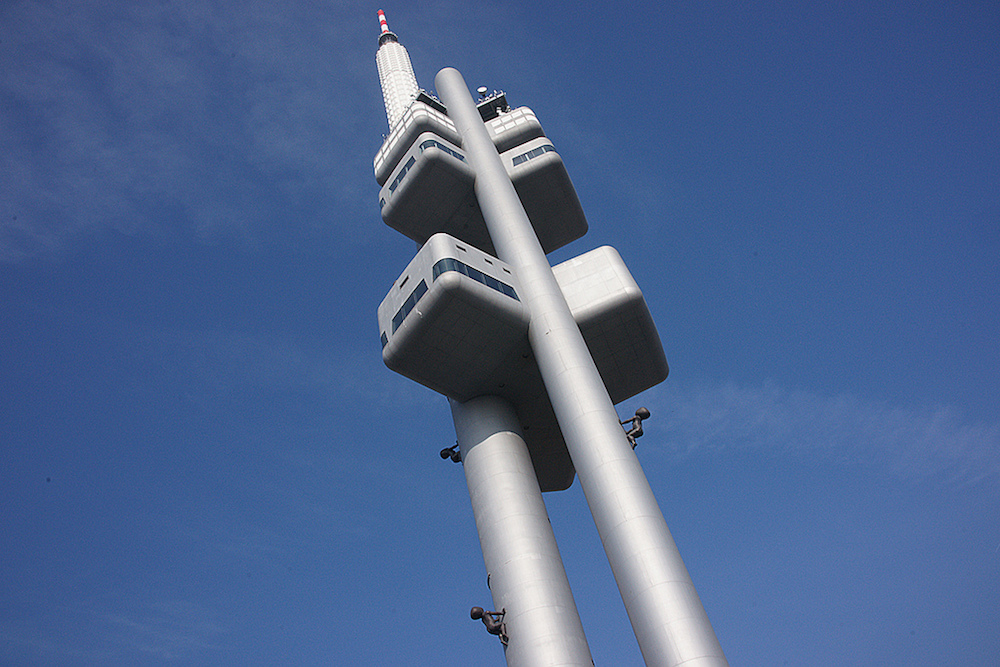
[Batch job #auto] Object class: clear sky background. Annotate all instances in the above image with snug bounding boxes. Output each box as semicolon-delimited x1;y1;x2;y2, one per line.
2;1;998;665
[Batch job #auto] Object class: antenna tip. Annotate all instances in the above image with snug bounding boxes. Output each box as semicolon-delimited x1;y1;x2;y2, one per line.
378;9;389;34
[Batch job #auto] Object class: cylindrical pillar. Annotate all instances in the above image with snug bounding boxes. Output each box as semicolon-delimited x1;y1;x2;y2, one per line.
437;67;727;667
452;395;594;667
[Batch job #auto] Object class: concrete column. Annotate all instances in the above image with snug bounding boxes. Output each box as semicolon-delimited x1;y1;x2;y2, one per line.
452;395;594;667
437;67;727;667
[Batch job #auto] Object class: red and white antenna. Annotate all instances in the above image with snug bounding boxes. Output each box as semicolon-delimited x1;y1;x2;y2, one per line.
375;8;417;129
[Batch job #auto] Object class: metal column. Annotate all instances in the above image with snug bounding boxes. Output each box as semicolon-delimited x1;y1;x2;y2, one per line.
437;67;727;667
452;395;594;667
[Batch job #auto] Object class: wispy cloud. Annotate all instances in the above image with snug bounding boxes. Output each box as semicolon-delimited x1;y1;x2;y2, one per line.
644;380;999;486
0;0;380;262
135;319;1000;489
140;324;432;411
0;598;227;664
99;599;228;661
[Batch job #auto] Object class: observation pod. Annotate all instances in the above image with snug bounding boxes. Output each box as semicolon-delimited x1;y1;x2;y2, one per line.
378;235;667;492
375;96;587;255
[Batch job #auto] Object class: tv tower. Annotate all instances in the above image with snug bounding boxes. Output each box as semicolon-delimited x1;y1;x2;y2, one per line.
372;12;728;667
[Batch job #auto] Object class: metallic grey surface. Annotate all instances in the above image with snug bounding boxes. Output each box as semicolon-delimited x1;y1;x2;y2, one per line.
452;396;594;667
378;237;665;409
377;235;668;492
436;67;727;667
550;246;668;403
374;101;586;256
374;101;461;186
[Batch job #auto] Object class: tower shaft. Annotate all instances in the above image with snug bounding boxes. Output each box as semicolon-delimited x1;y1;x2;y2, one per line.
436;67;728;667
452;396;594;667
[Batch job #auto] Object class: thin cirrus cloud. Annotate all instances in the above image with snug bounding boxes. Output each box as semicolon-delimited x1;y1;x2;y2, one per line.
149;319;1000;489
648;380;999;487
0;1;381;262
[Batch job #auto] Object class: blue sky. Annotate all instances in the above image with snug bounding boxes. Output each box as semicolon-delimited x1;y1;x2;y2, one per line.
2;1;998;665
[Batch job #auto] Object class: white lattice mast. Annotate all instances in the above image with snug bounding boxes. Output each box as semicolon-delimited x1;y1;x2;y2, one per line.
375;10;419;131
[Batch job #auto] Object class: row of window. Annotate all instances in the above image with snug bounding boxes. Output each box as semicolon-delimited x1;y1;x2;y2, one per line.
382;140;469;211
511;143;555;167
419;139;466;162
387;155;416;194
383;140;552;210
383;257;520;348
391;278;427;334
432;257;520;300
388;141;466;196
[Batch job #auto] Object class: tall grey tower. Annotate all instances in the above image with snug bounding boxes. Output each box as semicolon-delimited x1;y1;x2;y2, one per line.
372;12;728;667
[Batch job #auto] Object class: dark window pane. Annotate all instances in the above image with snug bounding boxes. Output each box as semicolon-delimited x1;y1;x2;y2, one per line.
466;266;485;284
